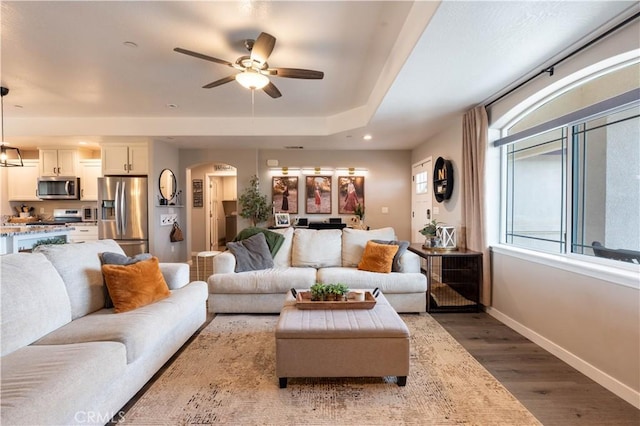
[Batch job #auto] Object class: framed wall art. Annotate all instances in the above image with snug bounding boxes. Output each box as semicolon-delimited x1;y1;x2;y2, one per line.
338;176;365;215
305;176;332;214
275;212;291;227
272;176;298;214
192;179;203;208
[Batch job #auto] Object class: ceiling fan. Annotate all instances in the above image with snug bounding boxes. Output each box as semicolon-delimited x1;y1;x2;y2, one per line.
174;32;324;99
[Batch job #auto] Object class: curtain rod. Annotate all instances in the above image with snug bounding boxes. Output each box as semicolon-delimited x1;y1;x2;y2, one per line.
485;11;640;109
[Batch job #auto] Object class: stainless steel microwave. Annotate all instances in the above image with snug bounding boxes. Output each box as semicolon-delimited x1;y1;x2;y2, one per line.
37;177;80;199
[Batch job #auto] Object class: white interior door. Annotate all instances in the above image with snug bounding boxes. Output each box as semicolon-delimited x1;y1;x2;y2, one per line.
411;157;432;243
206;176;218;251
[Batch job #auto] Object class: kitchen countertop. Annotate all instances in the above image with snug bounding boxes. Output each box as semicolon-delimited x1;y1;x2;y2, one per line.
0;225;74;237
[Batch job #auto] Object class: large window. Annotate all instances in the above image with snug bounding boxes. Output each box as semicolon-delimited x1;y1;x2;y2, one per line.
571;107;639;263
505;128;566;252
500;95;640;265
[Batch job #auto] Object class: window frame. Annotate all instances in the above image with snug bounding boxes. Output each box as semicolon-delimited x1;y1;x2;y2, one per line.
495;89;640;273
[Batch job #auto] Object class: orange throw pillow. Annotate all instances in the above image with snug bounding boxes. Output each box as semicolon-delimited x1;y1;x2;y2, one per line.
102;257;170;313
357;240;399;273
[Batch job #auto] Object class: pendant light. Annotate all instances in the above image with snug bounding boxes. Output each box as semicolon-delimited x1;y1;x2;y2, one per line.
0;87;23;167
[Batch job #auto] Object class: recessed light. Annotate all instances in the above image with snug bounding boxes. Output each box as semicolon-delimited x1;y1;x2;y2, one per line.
167;103;178;109
78;141;87;145
14;104;23;109
123;41;138;48
363;134;372;140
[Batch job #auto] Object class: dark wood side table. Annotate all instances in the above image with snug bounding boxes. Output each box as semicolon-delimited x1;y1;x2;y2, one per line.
408;244;482;313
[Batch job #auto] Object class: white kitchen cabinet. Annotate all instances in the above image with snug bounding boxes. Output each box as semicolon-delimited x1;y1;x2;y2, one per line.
67;225;98;243
79;159;102;200
40;149;78;176
101;144;148;175
7;159;41;201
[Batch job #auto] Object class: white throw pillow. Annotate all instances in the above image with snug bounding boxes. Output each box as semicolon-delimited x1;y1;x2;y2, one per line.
271;227;294;268
292;228;342;268
342;227;396;267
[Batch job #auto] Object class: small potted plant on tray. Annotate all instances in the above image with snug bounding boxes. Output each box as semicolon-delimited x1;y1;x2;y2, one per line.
310;283;327;301
326;283;350;301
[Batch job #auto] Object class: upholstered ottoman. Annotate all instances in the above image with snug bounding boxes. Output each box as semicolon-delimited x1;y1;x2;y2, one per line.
275;290;410;388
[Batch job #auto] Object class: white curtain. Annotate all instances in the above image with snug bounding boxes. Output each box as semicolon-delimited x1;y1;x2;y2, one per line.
462;105;491;306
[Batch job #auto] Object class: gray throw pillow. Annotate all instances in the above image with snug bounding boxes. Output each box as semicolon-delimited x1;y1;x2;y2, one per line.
372;240;409;272
100;252;153;308
227;232;274;272
233;227;285;258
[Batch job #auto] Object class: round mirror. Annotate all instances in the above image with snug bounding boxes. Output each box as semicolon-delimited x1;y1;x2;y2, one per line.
159;168;177;203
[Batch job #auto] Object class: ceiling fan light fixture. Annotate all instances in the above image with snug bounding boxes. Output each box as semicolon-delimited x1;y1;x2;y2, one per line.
236;69;269;90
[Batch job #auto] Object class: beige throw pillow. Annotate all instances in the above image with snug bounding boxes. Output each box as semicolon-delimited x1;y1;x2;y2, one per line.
291;228;342;268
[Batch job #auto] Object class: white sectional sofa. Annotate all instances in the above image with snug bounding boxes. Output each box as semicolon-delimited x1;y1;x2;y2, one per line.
208;227;427;313
0;239;208;426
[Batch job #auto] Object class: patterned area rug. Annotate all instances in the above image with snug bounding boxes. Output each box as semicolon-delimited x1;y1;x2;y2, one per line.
119;314;541;425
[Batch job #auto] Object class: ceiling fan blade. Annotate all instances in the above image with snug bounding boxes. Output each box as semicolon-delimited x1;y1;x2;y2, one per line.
250;32;276;65
272;68;324;79
263;82;282;98
174;47;233;67
202;75;236;89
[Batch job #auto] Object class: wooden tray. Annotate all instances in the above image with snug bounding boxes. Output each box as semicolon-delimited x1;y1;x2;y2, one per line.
295;291;376;310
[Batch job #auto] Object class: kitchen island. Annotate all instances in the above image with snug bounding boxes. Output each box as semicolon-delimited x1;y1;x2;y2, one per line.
0;226;72;254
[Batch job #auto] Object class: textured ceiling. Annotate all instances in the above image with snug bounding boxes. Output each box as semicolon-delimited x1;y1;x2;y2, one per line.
1;1;637;151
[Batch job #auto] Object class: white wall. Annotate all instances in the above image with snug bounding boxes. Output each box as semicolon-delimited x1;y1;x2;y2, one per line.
484;20;640;407
149;140;182;262
411;116;464;232
409;18;640;407
179;148;413;257
258;149;413;240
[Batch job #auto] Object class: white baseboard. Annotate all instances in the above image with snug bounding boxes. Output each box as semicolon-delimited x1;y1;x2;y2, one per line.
486;306;640;409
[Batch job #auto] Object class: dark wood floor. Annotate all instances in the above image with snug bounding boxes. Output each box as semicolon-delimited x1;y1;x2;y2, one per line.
432;312;639;425
187;260;638;424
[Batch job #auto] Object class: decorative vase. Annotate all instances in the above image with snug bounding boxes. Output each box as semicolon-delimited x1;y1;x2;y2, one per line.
422;236;441;249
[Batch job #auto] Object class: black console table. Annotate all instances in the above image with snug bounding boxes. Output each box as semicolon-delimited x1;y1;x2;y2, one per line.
408;244;482;313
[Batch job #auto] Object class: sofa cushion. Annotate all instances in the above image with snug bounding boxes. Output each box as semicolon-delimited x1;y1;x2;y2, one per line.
292;228;342;268
227;232;274;272
342;227;396;267
371;239;410;272
357;240;399;273
0;342;126;426
271;226;294;268
34;283;207;363
100;251;153;308
0;253;72;357
233;226;285;257
102;257;171;313
317;267;427;294
159;262;191;289
34;239;125;319
209;267;317;294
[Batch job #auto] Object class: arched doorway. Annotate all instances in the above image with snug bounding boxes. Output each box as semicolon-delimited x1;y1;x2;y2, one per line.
188;163;237;253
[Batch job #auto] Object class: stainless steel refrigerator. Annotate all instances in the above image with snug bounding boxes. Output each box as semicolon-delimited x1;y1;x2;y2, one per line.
98;176;148;256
